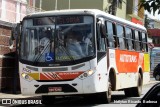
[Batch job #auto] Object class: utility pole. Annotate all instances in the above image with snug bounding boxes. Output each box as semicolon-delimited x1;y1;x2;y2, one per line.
55;0;57;10
40;0;42;11
69;0;70;9
144;14;149;28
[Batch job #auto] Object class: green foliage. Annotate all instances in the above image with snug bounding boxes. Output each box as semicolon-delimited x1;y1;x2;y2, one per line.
140;0;160;15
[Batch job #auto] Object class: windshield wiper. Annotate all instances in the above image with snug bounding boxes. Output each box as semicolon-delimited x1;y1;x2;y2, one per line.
33;39;76;64
33;40;50;64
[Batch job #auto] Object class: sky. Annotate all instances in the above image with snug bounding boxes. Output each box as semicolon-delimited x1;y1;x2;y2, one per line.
145;10;160;20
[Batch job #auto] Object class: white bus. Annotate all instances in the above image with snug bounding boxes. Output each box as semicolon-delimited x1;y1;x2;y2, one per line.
13;9;150;104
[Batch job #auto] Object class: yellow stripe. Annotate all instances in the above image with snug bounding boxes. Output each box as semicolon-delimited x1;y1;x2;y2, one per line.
28;73;39;80
144;53;150;72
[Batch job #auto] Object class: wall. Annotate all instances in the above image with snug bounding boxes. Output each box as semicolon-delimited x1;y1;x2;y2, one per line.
0;21;18;92
116;0;127;19
70;0;103;10
126;0;144;25
0;0;27;92
126;0;133;15
0;0;27;23
36;0;103;11
154;20;160;29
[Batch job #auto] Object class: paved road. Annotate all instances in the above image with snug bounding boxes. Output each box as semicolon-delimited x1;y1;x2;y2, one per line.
10;79;159;107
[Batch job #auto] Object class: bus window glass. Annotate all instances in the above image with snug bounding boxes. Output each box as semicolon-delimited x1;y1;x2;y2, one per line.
116;24;125;49
97;21;106;51
142;32;147;52
134;30;140;51
20;16;95;63
106;21;115;48
139;32;143;51
125;27;133;50
142;32;147;42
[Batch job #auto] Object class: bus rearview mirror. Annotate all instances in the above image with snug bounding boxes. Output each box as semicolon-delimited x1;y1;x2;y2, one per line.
97;18;106;38
100;23;107;38
11;23;21;40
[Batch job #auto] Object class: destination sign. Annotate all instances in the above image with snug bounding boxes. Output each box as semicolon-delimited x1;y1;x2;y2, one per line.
33;17;55;26
57;16;83;24
33;16;83;26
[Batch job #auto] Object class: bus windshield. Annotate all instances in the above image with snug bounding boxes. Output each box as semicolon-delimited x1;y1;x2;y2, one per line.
20;15;95;64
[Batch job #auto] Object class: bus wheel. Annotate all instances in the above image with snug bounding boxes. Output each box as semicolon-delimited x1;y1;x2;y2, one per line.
102;78;112;103
132;73;142;97
42;95;55;105
107;79;112;103
124;73;142;97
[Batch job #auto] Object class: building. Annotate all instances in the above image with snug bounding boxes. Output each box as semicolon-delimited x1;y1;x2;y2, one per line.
154;20;160;28
26;0;44;14
149;19;160;29
0;0;27;92
147;29;160;71
148;29;160;47
0;0;27;23
30;0;127;19
126;0;144;25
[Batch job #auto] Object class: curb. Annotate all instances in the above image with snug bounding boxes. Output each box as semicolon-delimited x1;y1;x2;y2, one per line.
145;79;160;85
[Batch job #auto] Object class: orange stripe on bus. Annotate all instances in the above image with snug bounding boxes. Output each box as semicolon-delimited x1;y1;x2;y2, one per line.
115;50;144;73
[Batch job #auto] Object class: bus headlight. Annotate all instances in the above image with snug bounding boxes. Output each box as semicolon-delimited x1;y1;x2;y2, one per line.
21;73;33;81
79;70;95;80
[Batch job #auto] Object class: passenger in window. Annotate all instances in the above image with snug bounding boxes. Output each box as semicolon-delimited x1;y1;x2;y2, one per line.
66;31;85;59
83;33;92;55
35;29;51;54
33;28;55;62
108;36;115;48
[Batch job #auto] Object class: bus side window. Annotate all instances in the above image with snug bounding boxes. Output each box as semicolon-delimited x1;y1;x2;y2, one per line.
97;23;106;51
142;32;148;52
105;21;115;48
139;31;143;51
134;30;141;51
145;33;148;52
131;29;135;50
125;27;133;50
116;24;125;50
113;23;118;48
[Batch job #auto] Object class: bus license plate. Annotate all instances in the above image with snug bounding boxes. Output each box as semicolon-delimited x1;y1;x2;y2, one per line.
48;87;62;92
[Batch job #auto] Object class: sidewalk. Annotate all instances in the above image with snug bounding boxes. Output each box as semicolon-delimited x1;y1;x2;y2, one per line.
0;78;159;99
0;93;32;99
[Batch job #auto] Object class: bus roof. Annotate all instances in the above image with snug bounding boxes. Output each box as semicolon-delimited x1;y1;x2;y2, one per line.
24;9;146;31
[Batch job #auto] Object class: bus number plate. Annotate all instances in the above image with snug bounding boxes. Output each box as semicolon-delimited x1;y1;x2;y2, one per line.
48;87;62;92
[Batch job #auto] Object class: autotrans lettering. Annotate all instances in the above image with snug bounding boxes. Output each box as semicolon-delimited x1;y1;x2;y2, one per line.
120;54;137;62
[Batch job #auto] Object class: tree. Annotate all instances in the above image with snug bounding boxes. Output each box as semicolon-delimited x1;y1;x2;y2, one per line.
140;0;160;15
108;0;122;15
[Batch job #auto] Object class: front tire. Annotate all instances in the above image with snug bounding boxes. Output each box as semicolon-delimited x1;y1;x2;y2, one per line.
101;77;112;103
